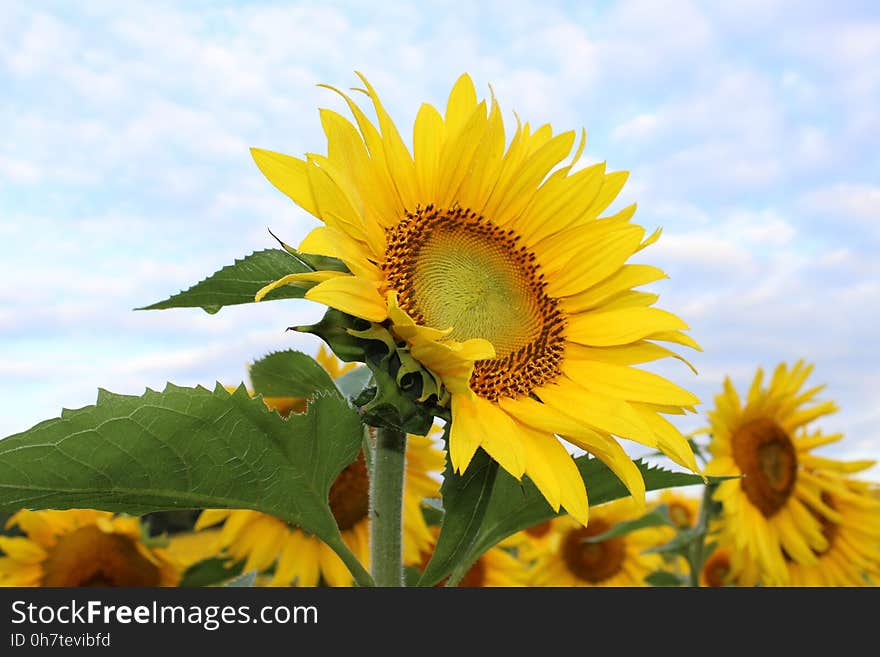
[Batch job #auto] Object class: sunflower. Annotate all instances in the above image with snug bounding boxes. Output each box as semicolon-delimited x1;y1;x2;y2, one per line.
705;360;875;585
417;528;528;587
657;489;700;529
196;433;441;586
251;72;701;524
784;473;880;586
700;546;736;587
447;547;528;587
528;498;669;586
202;346;443;586
507;519;557;563
0;509;180;587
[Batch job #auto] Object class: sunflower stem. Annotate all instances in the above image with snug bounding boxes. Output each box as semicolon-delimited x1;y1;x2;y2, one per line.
370;425;407;587
688;482;718;587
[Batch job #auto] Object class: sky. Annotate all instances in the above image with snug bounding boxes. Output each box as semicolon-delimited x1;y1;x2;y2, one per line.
1;0;878;476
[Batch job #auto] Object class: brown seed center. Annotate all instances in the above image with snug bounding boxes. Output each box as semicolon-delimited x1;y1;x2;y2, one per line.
328;452;370;531
525;520;553;539
561;519;625;583
731;418;797;517
382;205;566;401
702;550;732;587
40;526;161;587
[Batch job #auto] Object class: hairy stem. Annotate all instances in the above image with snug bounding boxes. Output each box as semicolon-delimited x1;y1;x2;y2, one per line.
370;426;407;587
688;482;717;587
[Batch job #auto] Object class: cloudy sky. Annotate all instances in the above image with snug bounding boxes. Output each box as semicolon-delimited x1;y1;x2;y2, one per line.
1;1;878;475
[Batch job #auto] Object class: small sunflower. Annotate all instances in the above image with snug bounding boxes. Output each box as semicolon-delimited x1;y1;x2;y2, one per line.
447;547;527;587
657;489;700;529
418;529;528;587
705;360;875;585
202;346;444;586
784;473;880;586
251;72;701;524
700;546;737;587
197;434;441;586
508;519;557;564
529;499;668;586
0;510;180;587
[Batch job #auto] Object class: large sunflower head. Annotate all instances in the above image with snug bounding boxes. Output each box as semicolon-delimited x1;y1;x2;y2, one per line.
252;72;701;524
196;432;443;587
528;498;669;586
705;360;876;585
0;509;181;587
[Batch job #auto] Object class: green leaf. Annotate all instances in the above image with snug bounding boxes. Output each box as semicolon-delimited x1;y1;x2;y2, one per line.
180;558;244;588
645;570;686;587
248;350;336;399
138;249;311;314
417;448;498;587
583;505;672;543
644;528;699;556
334;366;373;402
0;383;362;554
427;457;715;587
225;570;258;587
420;498;444;527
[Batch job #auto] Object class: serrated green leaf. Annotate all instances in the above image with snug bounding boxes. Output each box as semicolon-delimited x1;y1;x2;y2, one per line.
645;570;686;587
248;350;336;399
138;249;310;313
417;448;498;587
0;383;362;562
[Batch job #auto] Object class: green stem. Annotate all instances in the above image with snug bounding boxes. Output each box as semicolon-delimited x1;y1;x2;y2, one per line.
325;534;375;587
370;426;407;587
688;482;717;587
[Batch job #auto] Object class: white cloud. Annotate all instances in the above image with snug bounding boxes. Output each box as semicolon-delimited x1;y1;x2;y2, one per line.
800;183;880;225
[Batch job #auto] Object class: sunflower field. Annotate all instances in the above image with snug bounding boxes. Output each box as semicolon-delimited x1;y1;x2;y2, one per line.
2;70;877;590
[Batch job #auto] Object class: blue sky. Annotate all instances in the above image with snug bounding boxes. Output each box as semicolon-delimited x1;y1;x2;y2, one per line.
1;1;878;475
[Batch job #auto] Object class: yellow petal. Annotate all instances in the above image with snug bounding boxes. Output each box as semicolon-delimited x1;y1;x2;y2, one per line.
413;102;444;200
493;131;577;226
631;403;701;474
565;340;697;375
254;270;346;302
538;378;654;441
498;394;646;507
517;162;607;245
0;537;47;564
305;275;388;322
355;72;419;210
444;73;478;136
567;307;689;347
545;225;645;297
563;359;700;406
562;264;668;313
250;148;319;217
450;394;526;479
520;427;589;525
299;226;381;281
